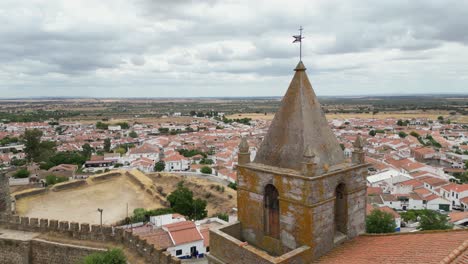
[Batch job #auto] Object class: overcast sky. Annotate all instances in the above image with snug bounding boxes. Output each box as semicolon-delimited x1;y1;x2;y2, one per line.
1;0;467;98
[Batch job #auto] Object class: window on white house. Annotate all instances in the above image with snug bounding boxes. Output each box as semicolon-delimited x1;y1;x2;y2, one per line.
176;250;182;256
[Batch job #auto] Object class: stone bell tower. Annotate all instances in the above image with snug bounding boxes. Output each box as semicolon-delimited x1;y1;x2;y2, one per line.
0;173;11;222
208;62;368;264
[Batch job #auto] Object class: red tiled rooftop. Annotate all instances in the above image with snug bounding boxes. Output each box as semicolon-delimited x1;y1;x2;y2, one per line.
316;231;468;264
442;183;468;193
164;221;203;245
449;212;468;223
367;187;383;196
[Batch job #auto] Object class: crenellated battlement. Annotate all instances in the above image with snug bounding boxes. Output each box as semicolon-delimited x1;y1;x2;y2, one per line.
0;215;181;264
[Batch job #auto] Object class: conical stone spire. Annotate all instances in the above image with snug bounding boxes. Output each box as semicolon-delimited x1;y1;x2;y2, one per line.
254;61;344;171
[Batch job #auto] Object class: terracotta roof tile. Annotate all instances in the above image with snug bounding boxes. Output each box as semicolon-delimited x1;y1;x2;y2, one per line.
164;221;203;245
316;231;468;264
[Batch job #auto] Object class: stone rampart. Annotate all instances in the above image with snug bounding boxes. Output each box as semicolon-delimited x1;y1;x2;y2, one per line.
0;215;182;264
51;179;87;192
13;188;47;200
126;171;147;189
91;172;122;182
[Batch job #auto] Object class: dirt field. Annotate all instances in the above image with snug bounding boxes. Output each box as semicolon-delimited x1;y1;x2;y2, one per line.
226;110;468;123
14;171;237;225
15;176;161;225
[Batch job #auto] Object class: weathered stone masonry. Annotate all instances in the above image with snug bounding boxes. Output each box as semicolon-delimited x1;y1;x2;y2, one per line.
0;215;182;264
207;61;369;264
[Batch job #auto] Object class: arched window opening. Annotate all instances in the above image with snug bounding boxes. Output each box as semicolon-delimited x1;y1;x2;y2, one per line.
335;183;347;236
264;184;280;238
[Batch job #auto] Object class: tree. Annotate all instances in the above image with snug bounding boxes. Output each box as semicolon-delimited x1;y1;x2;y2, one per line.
366;209;396;233
167;182;195;217
410;131;420;138
103;138;111;152
369;130;376;137
397;119;404;126
167;181;208;220
129;131;138;138
96;122;109;130
192;198;208;220
23;129;43;162
154;161;165;172
13;168;30;179
200;166;212;174
36;140;56;162
82;143;94;159
398;131;408;138
81;248;126;264
419;210;452;231
115;122;129;129
437;116;444;121
199;158;214;165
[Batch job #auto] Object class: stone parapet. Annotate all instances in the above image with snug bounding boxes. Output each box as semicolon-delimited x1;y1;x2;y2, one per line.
207;222;312;264
3;215;182;264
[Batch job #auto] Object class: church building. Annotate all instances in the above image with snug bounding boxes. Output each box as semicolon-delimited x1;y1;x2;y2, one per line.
207;61;369;263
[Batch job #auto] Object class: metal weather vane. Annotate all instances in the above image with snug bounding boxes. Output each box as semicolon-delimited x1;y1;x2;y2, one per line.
292;26;304;61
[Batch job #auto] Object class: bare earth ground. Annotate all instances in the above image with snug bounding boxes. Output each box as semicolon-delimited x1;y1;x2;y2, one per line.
227;110;468;123
14;171;236;225
15;176;160;225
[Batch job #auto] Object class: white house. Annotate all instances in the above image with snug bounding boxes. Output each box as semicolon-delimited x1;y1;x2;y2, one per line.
163;221;207;258
150;214;186;227
426;194;451;211
164;153;190;172
108;125;121;131
367;169;413;193
440;183;468;210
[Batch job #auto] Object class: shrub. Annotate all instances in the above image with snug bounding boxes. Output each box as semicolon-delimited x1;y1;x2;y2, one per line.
81;248;126;264
45;175;68;185
366;209;396;233
214;213;229;222
228;182;237;190
200;166;212;174
13;168;30;179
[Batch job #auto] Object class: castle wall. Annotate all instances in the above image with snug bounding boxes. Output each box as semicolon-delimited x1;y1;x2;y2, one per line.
0;215;182;264
0;237;29;264
0;174;11;217
0;237;103;264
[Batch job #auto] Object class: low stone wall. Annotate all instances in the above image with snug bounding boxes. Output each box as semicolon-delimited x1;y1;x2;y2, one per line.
0;215;182;264
51;179;87;192
91;172;122;182
14;188;47;200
